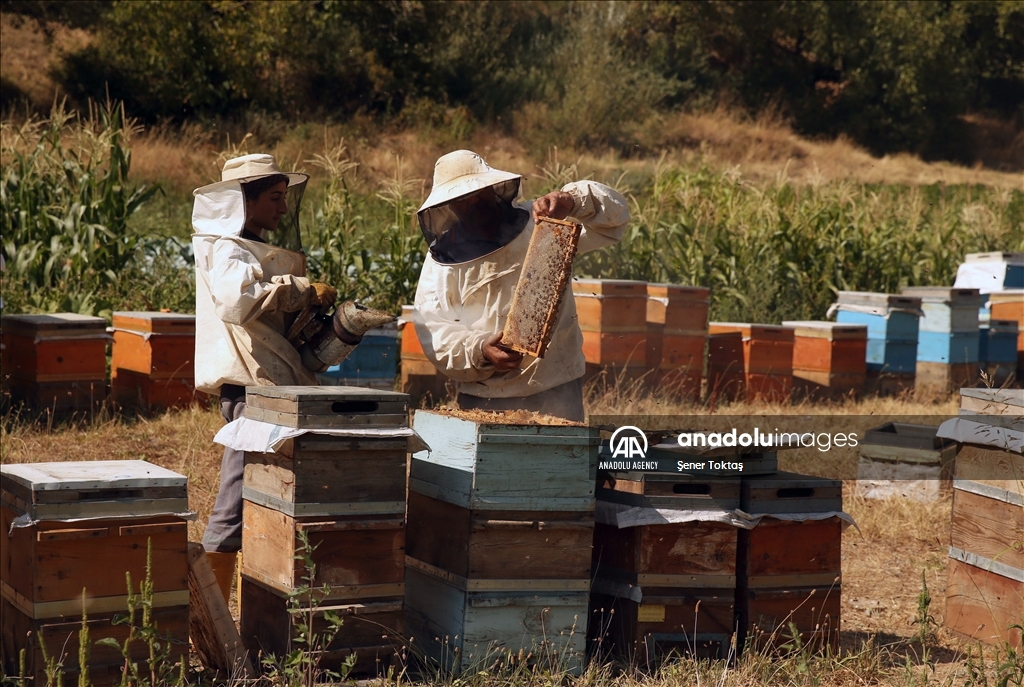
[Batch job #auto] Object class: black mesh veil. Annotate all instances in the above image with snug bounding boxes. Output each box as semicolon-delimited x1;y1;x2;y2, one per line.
265;179;307;253
417;179;529;264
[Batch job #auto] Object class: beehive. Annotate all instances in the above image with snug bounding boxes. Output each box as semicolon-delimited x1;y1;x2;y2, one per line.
111;311;202;410
406;409;598;673
833;292;921;395
320;322;399;390
783;321;867;400
572;279;648;378
707;323;794;403
1;461;190;686
979;320;1019;386
988;290;1024;380
645;284;709;399
943;388;1023;649
239;386;410;676
856;422;957;502
738;472;843;652
899;288;982;394
1;314;109;413
955;252;1024;293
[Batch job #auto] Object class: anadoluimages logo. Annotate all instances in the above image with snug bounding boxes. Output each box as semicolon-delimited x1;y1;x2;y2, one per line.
609;425;648;459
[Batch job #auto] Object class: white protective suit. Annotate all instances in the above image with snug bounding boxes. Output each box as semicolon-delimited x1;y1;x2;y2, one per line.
413;181;630;398
191;181;318;393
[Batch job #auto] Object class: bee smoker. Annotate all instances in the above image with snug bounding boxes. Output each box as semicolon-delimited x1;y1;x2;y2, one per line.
288;301;396;373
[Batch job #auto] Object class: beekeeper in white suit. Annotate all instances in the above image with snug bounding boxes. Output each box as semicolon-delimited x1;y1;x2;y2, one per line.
192;154;354;602
412;150;630;422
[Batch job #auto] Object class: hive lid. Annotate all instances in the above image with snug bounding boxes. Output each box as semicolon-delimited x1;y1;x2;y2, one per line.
1;313;108;337
782;321;867;339
899;287;982;304
1;460;189;520
112;311;196;334
244;385;409;429
571;278;648;297
988;289;1024;303
959;387;1024;409
965;252;1024;264
709;322;794;340
646;283;710;300
835;291;922;309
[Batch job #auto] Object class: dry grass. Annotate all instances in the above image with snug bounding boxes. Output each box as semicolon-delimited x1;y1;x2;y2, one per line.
0;13;90;108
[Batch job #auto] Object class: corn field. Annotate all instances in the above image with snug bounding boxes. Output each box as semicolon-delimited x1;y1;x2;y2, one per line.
2;107;1022;323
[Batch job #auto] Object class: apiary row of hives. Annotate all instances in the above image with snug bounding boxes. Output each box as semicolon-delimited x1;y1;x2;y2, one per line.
1;312;203;414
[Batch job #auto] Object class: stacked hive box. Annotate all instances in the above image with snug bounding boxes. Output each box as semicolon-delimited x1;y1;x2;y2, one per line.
855;422;957;502
738;472;843;653
832;292;921;395
707;323;794;403
573;279;648;382
111;312;202;410
979;319;1019;386
782;321;867;400
1;314;109;413
954;252;1024;298
1;461;190;686
320;322;400;390
399;305;449;404
645;284;709;399
899;287;982;394
406;410;598;673
591;470;746;660
987;291;1024;382
943;388;1023;649
239;386;410;674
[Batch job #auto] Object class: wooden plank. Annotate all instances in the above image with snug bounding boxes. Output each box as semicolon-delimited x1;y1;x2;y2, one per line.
741;472;843;514
944;557;1023;648
405;556;589;591
950;489;1024;572
739;519;842;580
1;459;187;494
502;217;581;357
186;544;254;676
592;521;737;579
741;585;841;654
954;444;1024;496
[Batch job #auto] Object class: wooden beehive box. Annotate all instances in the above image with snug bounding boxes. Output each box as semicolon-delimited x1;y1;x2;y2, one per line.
1;314;109;412
572;279;649;368
502;217;581;358
241;575;403;676
596;473;741;510
241;500;405;597
0;460;190;686
706;331;745;401
111;311;201;409
404;563;588;674
410;410;599;511
856;422;957;501
783;321;866;400
406;491;593;581
708;323;794;402
988;290;1024;378
244;385;409;429
243;435;407;517
900;287;982;332
738;471;843;652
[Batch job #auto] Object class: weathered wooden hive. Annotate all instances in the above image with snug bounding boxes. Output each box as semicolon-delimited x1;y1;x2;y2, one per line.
832;291;921;395
111;311;203;410
1;460;190;686
1;313;109;413
239;386;410;675
406;409;599;673
942;388;1023;649
782;321;867;401
645;284;709;400
707;323;794;403
590;470;743;660
856;422;957;502
737;472;844;653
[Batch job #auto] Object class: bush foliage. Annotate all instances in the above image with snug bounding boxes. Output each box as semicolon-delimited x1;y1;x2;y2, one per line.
36;0;1024;161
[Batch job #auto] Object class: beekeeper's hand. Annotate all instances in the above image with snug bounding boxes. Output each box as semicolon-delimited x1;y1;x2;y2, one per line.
310;282;337;307
482;332;524;371
531;191;575;223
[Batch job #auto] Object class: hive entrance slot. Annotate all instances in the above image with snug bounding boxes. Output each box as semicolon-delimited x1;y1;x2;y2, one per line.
672;484;711;495
776;487;814;499
331;401;379;414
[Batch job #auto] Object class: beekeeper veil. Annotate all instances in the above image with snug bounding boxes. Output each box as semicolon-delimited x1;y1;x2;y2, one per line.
192;154;308;252
417;150;529;265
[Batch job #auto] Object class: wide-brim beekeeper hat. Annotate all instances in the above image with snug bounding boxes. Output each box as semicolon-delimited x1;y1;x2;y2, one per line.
417;150;521;213
194;153;308;195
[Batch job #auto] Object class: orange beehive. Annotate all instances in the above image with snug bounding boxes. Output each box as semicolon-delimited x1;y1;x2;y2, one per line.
399;306;449;404
707;323;794;403
573;279;648;374
646;284;708;398
0;314;109;413
988;290;1024;379
783;321;867;400
111;312;202;410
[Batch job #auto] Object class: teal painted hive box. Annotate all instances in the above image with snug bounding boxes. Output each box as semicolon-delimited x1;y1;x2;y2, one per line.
410;410;600;511
900;287;982;333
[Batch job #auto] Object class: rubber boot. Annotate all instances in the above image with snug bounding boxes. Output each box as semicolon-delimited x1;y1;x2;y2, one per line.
206;551;236;606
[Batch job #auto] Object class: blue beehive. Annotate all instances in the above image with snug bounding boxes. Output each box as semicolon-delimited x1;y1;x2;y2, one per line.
901;287;981;365
979;320;1020;365
833;292;922;373
318;325;399;389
